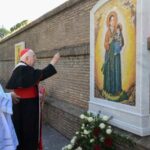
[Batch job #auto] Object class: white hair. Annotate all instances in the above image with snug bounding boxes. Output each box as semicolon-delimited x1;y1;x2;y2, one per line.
20;49;34;62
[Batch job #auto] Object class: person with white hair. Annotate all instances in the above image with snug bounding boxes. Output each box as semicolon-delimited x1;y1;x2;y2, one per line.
6;48;60;150
0;84;19;150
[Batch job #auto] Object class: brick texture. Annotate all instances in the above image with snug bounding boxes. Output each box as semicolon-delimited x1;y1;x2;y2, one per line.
0;0;149;149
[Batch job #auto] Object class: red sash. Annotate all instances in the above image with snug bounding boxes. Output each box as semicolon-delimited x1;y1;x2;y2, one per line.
14;86;38;99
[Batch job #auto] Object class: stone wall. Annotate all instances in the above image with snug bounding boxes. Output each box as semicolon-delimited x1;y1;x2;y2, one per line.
0;0;149;149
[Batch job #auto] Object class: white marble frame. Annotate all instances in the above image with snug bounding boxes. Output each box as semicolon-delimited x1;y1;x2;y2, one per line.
89;0;150;136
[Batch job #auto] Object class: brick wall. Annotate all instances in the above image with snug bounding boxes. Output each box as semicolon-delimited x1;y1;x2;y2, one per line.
0;0;149;149
0;0;97;137
35;43;90;109
0;0;97;60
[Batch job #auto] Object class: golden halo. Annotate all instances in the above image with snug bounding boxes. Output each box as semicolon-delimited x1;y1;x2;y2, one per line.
106;11;118;28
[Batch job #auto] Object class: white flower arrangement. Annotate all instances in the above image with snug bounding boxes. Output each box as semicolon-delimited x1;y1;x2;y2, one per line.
62;112;115;150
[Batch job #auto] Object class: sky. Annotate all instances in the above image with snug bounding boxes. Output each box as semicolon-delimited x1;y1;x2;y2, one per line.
0;0;68;30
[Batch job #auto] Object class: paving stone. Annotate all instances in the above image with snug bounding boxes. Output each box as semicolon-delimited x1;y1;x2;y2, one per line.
43;124;69;150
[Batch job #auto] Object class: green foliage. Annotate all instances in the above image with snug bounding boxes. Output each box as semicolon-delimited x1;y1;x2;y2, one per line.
0;20;29;40
10;20;29;32
112;133;136;148
0;27;10;38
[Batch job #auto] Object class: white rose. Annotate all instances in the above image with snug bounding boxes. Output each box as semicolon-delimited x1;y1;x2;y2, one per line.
67;144;73;149
82;124;85;127
75;131;79;135
99;123;106;129
81;124;85;129
100;137;104;142
108;125;112;129
81;127;84;129
75;147;82;150
106;128;112;134
62;146;67;150
90;139;95;143
83;129;90;135
80;114;85;119
88;117;94;122
71;136;77;145
102;115;109;121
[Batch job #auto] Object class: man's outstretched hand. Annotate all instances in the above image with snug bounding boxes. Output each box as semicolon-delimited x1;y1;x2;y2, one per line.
50;52;60;65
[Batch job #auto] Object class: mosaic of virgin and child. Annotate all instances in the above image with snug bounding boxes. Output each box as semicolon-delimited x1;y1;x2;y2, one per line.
101;11;128;101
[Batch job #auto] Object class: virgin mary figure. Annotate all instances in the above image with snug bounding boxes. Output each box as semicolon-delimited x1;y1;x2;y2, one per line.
102;11;124;97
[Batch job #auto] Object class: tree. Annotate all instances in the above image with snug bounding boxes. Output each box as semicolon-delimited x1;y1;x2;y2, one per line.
0;27;10;38
0;20;29;40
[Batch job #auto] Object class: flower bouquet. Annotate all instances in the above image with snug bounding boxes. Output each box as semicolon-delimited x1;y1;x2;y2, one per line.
62;112;116;150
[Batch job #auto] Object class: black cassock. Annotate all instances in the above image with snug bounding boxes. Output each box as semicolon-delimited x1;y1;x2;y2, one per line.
6;62;57;150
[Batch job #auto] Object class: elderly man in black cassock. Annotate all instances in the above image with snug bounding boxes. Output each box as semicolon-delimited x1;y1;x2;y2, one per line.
6;48;60;150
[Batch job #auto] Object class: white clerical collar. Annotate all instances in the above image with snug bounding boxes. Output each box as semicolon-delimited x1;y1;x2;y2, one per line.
13;61;27;70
